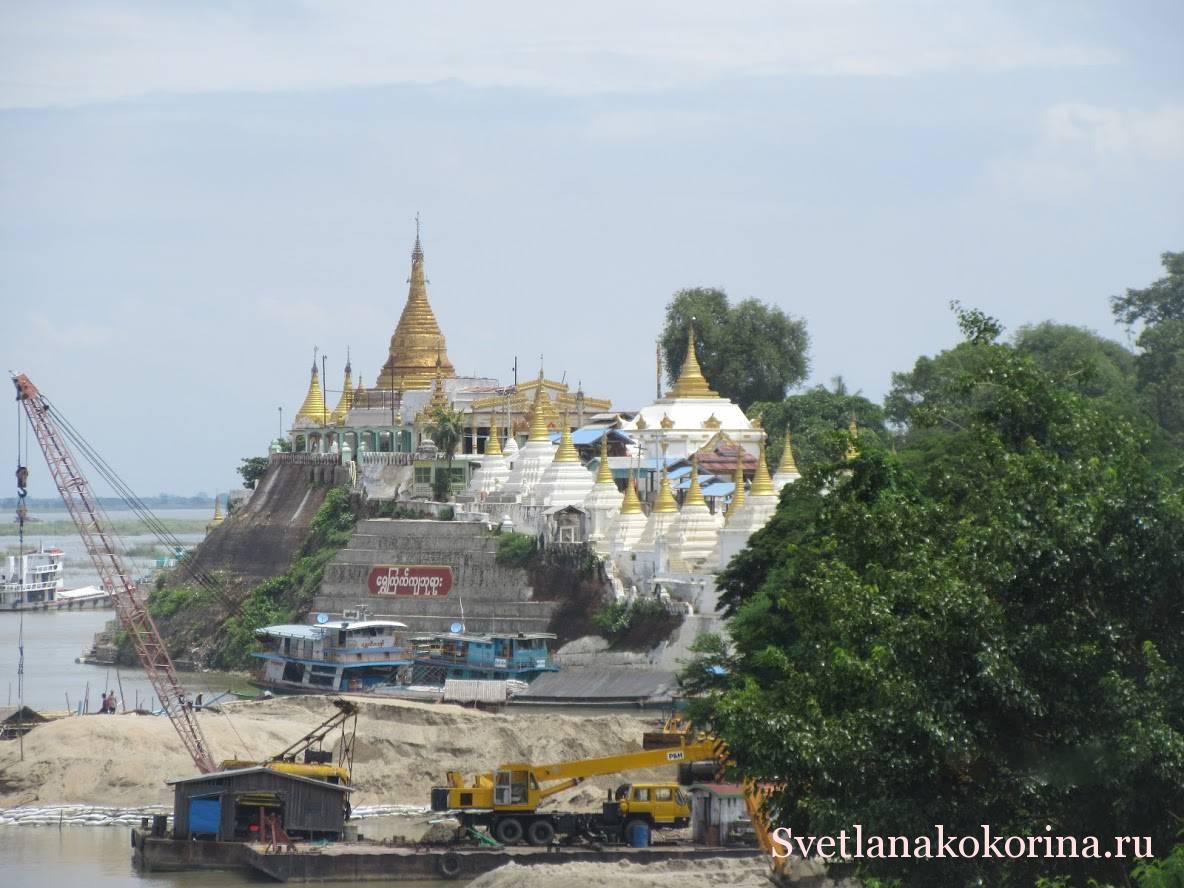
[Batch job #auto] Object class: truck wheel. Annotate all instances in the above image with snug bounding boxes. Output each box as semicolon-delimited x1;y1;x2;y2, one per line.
494;817;524;845
526;819;555;846
436;852;462;878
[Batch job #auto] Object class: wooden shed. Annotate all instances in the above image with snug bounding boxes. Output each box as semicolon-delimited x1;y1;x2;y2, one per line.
0;705;49;740
689;783;749;846
167;766;352;842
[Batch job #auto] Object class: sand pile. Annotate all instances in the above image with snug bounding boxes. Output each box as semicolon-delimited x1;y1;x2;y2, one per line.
0;695;658;809
468;857;774;887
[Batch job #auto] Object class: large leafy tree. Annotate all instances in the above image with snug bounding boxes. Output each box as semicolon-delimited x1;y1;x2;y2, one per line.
661;287;809;410
1112;252;1184;446
692;308;1184;888
749;378;888;471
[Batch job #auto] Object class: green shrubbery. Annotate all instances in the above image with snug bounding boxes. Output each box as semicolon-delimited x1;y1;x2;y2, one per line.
495;531;538;567
592;596;669;642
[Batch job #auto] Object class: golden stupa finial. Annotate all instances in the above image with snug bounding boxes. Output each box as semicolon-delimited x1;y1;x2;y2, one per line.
527;373;553;443
703;413;722;429
725;449;747;520
670;320;720;399
845;415;860;461
751;441;777;496
620;471;643;514
660;413;674;430
685;453;707;508
295;352;327;425
595;431;614;484
777;426;799;475
485;412;503;457
652;466;680;514
330;351;355;425
375;220;455;391
554;414;579;463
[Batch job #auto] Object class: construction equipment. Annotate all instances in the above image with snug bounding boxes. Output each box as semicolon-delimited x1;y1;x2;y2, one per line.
221;698;358;785
11;373;357;789
431;729;727;845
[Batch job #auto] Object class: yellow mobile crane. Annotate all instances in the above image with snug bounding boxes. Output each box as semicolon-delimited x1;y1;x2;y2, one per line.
431;730;728;845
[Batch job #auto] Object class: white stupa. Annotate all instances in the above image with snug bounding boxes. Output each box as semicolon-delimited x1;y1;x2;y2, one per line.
630;469;681;575
608;473;648;562
532;420;596;509
666;455;723;574
772;426;801;490
717;442;780;567
583;432;624;553
622;324;763;460
464;412;510;497
493;375;557;503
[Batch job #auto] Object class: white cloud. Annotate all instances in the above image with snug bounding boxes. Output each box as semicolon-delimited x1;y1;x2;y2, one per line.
0;1;1117;109
990;103;1184;199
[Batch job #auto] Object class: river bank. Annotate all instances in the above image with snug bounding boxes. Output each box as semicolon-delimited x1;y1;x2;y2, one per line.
0;694;660;809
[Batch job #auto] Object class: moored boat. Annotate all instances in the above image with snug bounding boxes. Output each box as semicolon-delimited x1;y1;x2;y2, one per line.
0;545;110;610
251;619;413;693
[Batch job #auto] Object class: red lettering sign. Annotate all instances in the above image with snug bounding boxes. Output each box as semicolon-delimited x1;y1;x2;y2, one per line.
367;565;453;597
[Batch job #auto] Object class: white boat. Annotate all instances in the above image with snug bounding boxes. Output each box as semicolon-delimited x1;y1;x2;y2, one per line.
0;545;110;611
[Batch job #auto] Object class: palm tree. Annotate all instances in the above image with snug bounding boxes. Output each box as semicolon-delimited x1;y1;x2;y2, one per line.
424;405;466;500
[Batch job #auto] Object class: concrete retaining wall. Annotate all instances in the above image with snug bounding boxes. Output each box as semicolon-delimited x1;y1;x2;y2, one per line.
313;520;558;635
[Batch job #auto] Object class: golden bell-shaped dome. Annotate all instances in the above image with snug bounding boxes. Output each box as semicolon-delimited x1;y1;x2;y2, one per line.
670;323;720;399
375;228;455;391
329;356;354;425
295;361;327;425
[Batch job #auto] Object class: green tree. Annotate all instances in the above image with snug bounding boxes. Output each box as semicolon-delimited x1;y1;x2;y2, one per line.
692;308;1184;888
1112;251;1184;448
424;405;466;501
750;377;888;471
237;456;269;490
661;288;809;410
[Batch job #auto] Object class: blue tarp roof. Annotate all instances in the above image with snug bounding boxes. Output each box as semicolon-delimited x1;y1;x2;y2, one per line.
701;482;736;497
673;473;715;489
548;429;634;446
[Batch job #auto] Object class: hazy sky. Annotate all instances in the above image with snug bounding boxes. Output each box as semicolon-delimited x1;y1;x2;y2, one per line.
2;1;1182;498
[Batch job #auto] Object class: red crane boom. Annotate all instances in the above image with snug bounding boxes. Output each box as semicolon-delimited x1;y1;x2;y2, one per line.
12;373;217;773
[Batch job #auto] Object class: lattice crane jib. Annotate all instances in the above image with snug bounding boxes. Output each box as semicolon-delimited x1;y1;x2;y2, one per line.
11;373;217;773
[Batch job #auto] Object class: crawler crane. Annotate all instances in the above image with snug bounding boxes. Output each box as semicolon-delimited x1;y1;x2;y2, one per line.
12;372;357;788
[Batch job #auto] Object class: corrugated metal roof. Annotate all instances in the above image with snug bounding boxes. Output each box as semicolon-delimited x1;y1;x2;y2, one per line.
700;482;736;497
166;766;354;791
691;783;746;798
255;624;321;640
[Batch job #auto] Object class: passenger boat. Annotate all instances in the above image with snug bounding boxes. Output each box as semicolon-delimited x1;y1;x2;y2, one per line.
251;620;413;693
0;546;110;611
408;631;559;682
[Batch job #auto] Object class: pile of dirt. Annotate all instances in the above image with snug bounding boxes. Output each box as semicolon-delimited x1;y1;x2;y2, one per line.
467;857;774;887
0;695;658;809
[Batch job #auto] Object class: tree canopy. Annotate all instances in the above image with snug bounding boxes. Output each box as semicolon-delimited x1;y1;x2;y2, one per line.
691;308;1184;888
750;378;888;471
661;287;809;410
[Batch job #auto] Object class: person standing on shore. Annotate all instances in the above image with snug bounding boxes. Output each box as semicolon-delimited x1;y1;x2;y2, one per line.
98;692;109;714
106;690;117;713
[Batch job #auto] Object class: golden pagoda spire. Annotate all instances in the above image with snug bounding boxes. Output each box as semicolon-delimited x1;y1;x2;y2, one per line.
485;412;503;456
845;416;860;461
554;414;579;463
685;453;707;508
375;221;455;391
670;321;719;399
295;355;327;425
428;354;450;412
527;371;553;443
750;441;777;496
652;467;680;514
725;449;746;520
330;351;354;424
776;426;799;475
620;471;642;514
594;432;614;484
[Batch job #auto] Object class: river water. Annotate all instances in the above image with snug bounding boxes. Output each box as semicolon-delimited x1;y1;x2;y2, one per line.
0;822;458;887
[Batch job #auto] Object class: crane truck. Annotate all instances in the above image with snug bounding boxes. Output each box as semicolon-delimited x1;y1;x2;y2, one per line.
431;729;727;845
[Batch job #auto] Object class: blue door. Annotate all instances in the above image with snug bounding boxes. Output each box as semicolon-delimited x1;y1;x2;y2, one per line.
188;798;221;836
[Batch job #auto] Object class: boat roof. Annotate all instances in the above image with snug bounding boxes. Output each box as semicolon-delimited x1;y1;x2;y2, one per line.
166;765;354;792
411;631;557;643
256;620;408;639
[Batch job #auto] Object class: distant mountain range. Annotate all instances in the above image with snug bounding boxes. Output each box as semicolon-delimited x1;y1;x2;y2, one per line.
1;494;217;510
